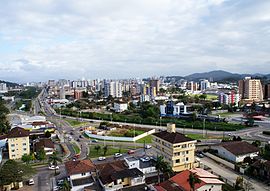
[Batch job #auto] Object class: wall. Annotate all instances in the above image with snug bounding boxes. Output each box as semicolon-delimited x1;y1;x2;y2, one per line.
197;184;223;191
70;172;91;180
204;152;235;169
8;136;30;159
84;129;155;142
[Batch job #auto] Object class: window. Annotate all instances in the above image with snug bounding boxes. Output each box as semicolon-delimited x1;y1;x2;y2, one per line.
11;149;15;152
11;144;15;147
182;144;187;148
23;143;27;146
23;148;27;151
186;151;189;154
12;155;16;157
81;173;86;176
175;159;180;163
186;157;189;161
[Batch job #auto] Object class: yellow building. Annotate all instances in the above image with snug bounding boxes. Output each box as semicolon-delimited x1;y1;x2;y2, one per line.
239;77;263;103
7;127;30;160
152;123;197;172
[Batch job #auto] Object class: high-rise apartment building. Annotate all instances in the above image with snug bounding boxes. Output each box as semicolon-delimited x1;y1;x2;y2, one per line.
200;79;210;91
263;83;270;100
104;81;122;98
0;83;7;93
149;79;160;93
238;77;263;102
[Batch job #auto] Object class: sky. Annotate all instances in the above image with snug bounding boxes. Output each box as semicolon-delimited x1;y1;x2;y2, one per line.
0;0;270;83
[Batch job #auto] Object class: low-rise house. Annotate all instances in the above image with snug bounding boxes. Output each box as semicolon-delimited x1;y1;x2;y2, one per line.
34;138;55;155
7;127;30;159
124;156;156;174
113;102;128;113
96;160;145;191
65;159;96;191
211;141;259;163
154;168;224;191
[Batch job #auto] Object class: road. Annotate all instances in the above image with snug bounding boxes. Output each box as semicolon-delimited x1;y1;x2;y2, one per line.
201;157;269;191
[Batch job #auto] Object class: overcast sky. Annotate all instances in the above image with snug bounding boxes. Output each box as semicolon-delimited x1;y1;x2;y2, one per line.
0;0;270;83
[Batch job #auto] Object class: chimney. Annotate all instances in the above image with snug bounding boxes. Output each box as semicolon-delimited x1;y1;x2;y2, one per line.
167;123;176;133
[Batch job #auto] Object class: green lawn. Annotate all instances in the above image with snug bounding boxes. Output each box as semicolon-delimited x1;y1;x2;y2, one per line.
88;145;129;158
72;143;80;154
64;119;88;127
206;94;218;100
136;135;152;143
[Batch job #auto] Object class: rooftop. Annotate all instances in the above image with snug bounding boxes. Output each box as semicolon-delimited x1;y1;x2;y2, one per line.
65;159;95;176
35;138;54;151
7;127;30;138
153;131;195;144
218;141;259;156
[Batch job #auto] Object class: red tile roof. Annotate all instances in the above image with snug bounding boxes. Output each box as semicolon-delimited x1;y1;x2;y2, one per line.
35;138;54;151
65;159;96;176
218;141;259;156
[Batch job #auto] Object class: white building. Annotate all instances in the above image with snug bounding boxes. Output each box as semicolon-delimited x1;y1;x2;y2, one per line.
0;83;8;93
160;101;187;116
200;79;210;91
114;102;128;113
104;81;122;98
211;141;259;163
124;156;156;174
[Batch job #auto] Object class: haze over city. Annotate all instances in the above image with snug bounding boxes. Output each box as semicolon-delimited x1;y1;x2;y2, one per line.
1;0;270;82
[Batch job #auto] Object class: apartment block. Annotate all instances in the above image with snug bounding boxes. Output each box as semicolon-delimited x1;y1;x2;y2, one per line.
239;77;263;102
152;124;197;172
7;127;30;160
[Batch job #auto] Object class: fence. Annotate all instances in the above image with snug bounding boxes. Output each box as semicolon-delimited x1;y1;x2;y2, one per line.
204;152;235;169
84;129;156;142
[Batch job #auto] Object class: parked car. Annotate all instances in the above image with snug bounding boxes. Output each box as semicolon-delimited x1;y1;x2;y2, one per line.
28;178;35;185
140;156;151;162
79;135;82;138
114;153;123;158
98;156;106;161
77;138;80;142
92;139;98;143
128;150;135;154
145;145;152;149
53;186;60;191
57;179;64;185
49;165;59;170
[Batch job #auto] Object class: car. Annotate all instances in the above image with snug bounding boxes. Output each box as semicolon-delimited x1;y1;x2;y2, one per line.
145;145;152;149
79;135;82;138
57;179;64;185
48;165;59;170
90;120;94;123
77;138;80;142
140;156;151;162
98;156;106;161
196;153;204;158
92;139;98;143
53;186;60;191
128;150;135;154
28;178;35;185
114;153;123;158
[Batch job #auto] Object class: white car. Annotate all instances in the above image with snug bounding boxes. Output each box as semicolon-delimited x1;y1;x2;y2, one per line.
98;156;106;161
28;178;35;185
49;165;59;170
145;145;152;149
114;153;123;158
53;186;60;191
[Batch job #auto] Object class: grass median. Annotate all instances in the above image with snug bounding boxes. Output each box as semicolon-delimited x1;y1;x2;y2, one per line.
88;145;129;158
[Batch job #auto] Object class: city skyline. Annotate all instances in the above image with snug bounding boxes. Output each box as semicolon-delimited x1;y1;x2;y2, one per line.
1;0;270;82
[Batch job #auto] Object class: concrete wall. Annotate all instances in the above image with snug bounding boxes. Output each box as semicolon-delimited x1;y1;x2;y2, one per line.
204;152;235;169
84;129;155;142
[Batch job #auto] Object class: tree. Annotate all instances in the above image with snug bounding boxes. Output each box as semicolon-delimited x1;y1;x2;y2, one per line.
243;180;253;191
36;149;46;163
199;94;207;100
252;140;261;147
62;179;71;191
0;160;35;189
235;176;244;190
94;145;101;154
154;156;172;184
103;145;108;156
188;172;201;191
44;131;51;138
21;154;33;164
48;152;62;175
0;99;11;134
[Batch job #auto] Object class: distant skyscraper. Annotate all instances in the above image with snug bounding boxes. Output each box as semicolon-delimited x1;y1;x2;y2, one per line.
238;77;263;102
149;79;160;93
0;83;7;93
104;81;122;98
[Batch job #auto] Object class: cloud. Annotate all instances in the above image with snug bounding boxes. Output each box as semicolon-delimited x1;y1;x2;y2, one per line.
0;0;270;82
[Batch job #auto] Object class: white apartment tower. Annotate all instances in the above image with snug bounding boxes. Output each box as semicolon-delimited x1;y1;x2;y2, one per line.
104;81;122;98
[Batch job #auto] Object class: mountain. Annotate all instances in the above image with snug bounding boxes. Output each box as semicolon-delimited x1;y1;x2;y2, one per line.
184;70;270;82
0;80;20;87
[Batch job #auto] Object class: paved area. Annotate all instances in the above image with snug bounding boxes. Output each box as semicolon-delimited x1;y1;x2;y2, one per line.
201;156;269;191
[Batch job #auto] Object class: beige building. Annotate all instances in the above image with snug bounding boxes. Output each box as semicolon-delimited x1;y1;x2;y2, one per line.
8;127;30;159
239;77;263;102
152;124;197;172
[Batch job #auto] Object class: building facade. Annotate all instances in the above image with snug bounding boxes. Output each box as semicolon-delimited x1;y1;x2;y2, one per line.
239;77;263;102
7;127;30;159
152;124;197;172
104;81;123;98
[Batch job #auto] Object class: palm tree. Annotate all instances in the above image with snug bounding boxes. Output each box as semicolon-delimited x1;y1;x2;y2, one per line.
94;145;101;154
62;179;71;191
188;172;201;191
48;152;62;175
155;156;172;184
103;145;108;156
